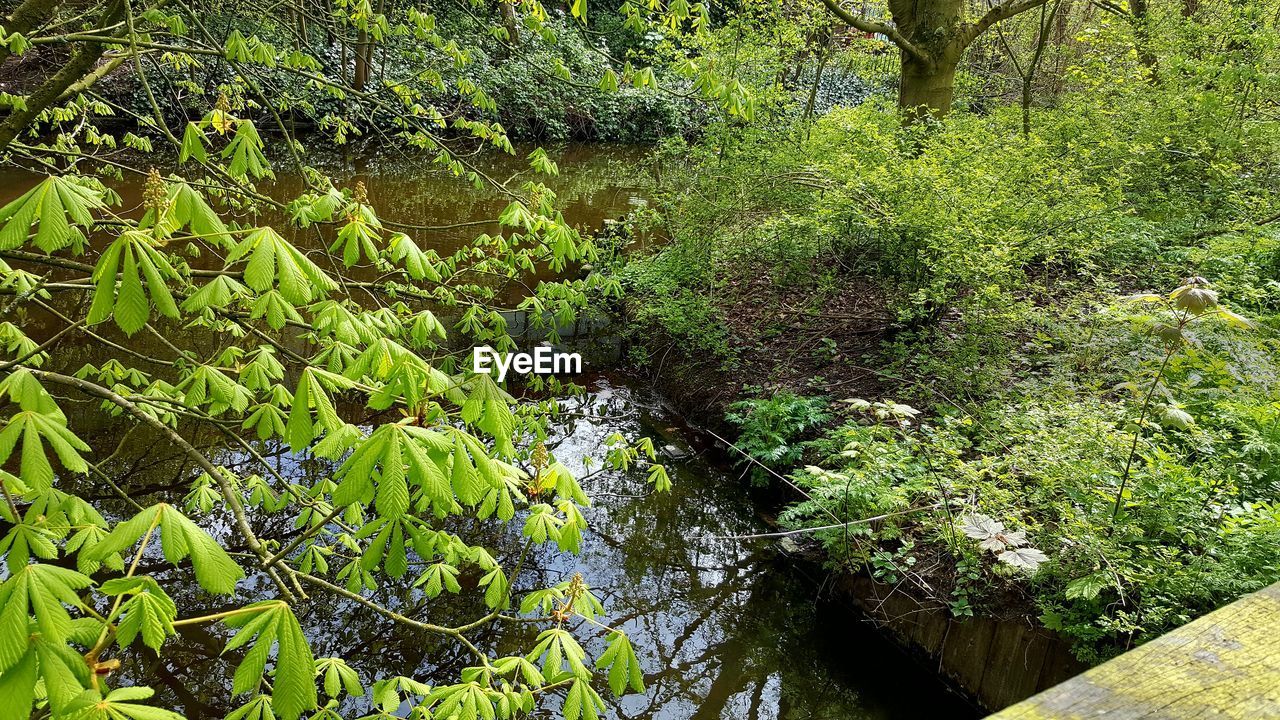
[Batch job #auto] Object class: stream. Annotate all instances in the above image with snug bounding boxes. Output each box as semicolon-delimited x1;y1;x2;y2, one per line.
1;144;976;719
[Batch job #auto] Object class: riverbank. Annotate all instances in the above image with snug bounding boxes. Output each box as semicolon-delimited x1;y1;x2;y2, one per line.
613;260;1082;712
611;99;1280;710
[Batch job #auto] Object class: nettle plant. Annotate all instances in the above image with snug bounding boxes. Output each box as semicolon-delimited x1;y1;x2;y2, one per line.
0;2;721;718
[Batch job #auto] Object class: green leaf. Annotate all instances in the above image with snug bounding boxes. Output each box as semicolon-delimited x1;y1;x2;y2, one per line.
594;632;644;695
562;679;604;720
0;564;93;673
0;176;104;252
0;409;90;492
285;368;351;451
387;233;442;281
40;641;86;712
598;68;620;92
315;657;362;699
646;464;671;492
86;232;182;335
522;505;562;545
181;365;253;416
1065;573;1110;601
228;227;337;305
525;627;588;681
223;602;317;720
181;274;248;313
179;122;209;164
68;686;186;720
101;577;177;652
84;504;244;594
221;120;274;179
413;562;461;598
330;209;381;267
162;181;231;247
450;432;485;506
0;644;37;720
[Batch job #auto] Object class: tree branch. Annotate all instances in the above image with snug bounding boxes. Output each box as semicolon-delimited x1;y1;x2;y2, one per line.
961;0;1055;50
816;0;931;63
24;367;299;602
0;0;64;65
0;0;127;152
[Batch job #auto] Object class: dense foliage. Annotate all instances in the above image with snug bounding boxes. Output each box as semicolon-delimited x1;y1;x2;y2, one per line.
622;0;1280;663
0;0;721;718
4;0;1280;714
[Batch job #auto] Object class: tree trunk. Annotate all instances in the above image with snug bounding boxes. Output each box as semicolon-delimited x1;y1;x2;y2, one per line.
0;0;64;65
1128;0;1159;80
0;0;124;152
353;29;370;91
822;0;1052;120
898;55;958;121
889;0;963;120
0;39;111;152
500;1;520;47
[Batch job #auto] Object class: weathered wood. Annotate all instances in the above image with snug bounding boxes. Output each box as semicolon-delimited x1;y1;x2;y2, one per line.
987;582;1280;719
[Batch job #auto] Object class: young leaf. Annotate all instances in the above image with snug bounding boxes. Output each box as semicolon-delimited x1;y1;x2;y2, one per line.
101;577;177;652
0;176;104;252
84;504;245;594
315;657;362;699
227;227;337;305
594;632;644;696
222;601;317;720
0;409;90;492
86;232;182;335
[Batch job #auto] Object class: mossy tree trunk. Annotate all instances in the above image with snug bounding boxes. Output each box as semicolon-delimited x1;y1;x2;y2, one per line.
819;0;1057;121
899;55;960;122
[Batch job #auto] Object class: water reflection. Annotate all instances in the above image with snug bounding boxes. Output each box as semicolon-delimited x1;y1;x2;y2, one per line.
2;143;973;718
83;378;974;719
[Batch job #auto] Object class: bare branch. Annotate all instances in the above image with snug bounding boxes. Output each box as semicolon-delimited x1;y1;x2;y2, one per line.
961;0;1055;49
816;0;931;63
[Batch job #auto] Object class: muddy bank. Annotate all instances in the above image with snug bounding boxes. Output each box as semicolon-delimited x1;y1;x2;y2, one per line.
622;265;893;431
617;265;1085;713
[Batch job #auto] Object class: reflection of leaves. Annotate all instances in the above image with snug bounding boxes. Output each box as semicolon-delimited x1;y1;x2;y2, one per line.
997;547;1048;572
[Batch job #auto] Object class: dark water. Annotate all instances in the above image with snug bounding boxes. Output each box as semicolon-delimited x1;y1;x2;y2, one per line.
74;378;975;720
1;145;976;718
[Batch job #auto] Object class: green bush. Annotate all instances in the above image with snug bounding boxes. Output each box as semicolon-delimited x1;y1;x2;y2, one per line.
725;393;831;484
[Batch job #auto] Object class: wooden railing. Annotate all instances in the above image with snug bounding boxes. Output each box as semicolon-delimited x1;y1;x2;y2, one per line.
986;582;1280;719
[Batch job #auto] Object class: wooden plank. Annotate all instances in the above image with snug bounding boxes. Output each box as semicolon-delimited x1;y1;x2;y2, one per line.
987;582;1280;719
